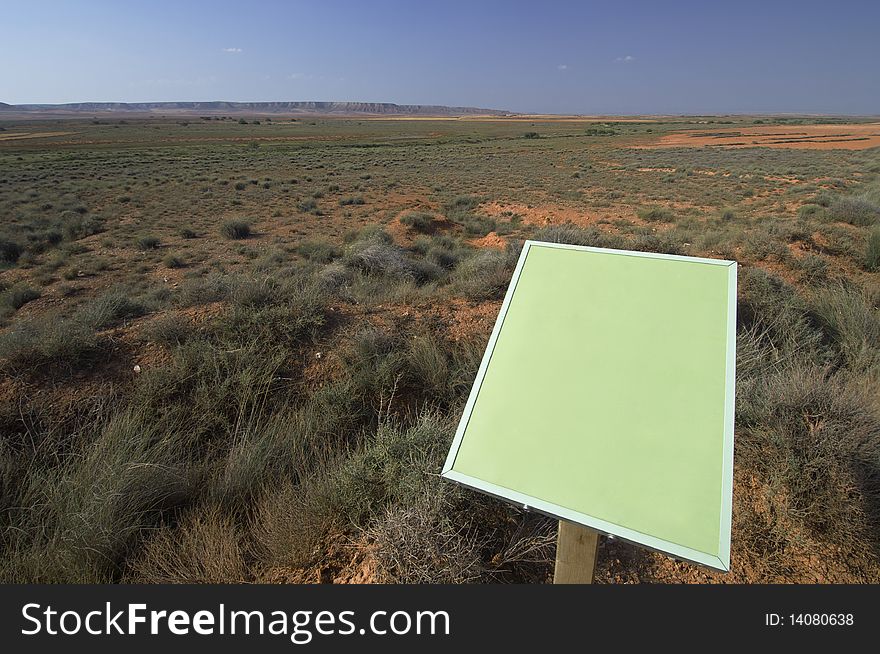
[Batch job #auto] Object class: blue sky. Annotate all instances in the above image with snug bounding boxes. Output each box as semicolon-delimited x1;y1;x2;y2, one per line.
3;0;878;114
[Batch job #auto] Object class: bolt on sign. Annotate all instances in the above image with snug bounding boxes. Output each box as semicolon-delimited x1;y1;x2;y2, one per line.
442;240;737;572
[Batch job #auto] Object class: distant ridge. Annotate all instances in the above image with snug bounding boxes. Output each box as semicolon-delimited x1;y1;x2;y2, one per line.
0;101;509;116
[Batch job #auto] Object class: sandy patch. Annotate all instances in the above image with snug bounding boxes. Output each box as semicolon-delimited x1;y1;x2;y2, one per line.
0;131;76;141
470;232;507;249
479;200;634;227
640;123;880;150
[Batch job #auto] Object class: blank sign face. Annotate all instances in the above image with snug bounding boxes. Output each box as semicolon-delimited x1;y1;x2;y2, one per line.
442;241;736;571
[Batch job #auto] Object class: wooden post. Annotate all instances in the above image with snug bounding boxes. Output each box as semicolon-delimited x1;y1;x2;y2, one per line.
553;520;600;584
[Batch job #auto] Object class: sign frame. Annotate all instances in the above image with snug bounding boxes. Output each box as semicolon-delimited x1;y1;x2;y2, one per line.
441;240;737;571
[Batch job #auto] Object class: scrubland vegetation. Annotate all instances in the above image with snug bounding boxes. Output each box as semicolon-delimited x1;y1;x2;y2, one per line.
0;116;878;583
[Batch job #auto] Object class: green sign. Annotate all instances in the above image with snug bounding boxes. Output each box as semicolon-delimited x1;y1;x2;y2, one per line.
442;241;736;571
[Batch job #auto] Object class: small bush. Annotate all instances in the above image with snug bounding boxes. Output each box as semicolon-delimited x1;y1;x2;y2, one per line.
829;196;880;227
809;284;880;373
637;206;675;223
78;290;146;330
296;240;340;263
220;220;251;240
179;228;197;239
0;316;99;374
345;240;441;284
451;246;519;300
797;204;822;219
61;213;103;241
146;315;193;347
0;285;40;312
2;407;193;581
163;253;186;269
399;212;433;232
297;199;318;213
631;233;687;256
793;253;828;284
339;196;365;207
129;508;247;583
426;245;461;270
534;223;625;249
736;362;880;551
444;196;480;214
136;236;161;250
461;216;496;236
865;226;880;272
0;239;23;264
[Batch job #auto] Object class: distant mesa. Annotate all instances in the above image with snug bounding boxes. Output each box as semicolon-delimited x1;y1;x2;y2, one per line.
0;101;510;117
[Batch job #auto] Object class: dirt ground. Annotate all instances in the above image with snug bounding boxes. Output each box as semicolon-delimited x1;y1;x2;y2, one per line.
644;123;880;150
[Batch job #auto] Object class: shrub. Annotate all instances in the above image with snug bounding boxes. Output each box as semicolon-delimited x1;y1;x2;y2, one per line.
339;196;365;206
128;508;247;583
146;315;193;347
220;220;251;240
406;335;450;398
461;216;496;236
345;241;441;284
297;199;318;213
451;246;519;300
797;204;822;219
136;235;161;250
316;261;353;291
0;285;40;312
61;212;103;241
1;407;193;582
78;290;146;330
735;362;880;551
296;240;340;263
637;206;675;223
426;244;461;270
444;195;480;214
344;225;393;246
793;253;828;284
0;239;23;264
341;228;441;285
523;132;541;139
865;226;880;272
255;411;453;570
809;284;880;373
534;223;625;249
0;316;100;374
175;273;235;307
368;489;487;583
179;228;197;239
163;253;186;269
399;212;433;232
829;196;880;227
736;267;823;361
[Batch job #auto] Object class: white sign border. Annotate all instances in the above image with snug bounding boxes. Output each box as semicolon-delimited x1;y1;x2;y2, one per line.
441;240;737;572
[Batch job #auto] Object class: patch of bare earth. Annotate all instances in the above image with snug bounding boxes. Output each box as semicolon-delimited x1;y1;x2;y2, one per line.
478;200;636;228
640;123;880;150
470;232;507;249
257;534;378;584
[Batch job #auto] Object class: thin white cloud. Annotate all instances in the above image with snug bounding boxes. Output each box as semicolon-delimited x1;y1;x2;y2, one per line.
288;72;310;80
222;47;242;53
613;55;635;63
557;64;568;71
